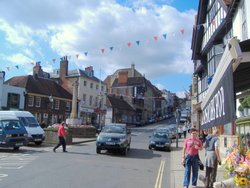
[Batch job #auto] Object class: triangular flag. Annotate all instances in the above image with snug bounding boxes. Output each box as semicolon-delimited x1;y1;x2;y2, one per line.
180;28;185;34
6;67;10;71
30;62;35;65
136;41;140;45
101;48;105;53
76;54;79;59
36;61;41;64
109;47;114;51
127;42;132;47
15;65;19;69
163;34;167;39
84;52;88;56
153;36;158;41
52;58;56;63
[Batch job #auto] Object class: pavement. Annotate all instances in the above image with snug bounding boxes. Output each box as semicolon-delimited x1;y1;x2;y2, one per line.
170;138;225;188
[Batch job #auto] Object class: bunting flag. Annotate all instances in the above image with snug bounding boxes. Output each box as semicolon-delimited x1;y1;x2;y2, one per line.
4;29;189;72
36;61;41;64
180;28;185;34
153;36;158;41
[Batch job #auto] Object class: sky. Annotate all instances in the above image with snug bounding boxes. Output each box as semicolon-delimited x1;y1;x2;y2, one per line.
0;0;198;97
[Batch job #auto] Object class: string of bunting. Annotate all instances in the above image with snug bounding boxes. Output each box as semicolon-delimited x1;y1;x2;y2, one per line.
1;29;186;72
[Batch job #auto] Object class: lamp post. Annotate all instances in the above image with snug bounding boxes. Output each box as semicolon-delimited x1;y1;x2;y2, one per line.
98;94;103;130
175;108;181;148
48;95;54;125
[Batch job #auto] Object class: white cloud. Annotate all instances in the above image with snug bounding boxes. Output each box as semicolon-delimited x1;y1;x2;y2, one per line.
0;0;196;92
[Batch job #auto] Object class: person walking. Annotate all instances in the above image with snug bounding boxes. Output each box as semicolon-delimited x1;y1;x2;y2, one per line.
53;121;68;152
182;127;203;188
183;123;188;139
204;128;221;188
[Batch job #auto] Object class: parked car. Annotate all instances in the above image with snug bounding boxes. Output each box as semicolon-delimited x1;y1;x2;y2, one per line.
0;115;28;150
96;123;131;156
0;111;45;145
149;129;171;152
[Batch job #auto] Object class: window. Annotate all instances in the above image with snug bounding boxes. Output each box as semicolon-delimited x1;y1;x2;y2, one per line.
82;94;86;102
101;85;104;91
28;96;34;107
84;80;87;86
7;93;20;109
90;83;93;89
55;100;60;110
66;101;71;111
95;97;98;106
96;84;99;90
35;96;41;107
89;96;93;106
242;0;248;40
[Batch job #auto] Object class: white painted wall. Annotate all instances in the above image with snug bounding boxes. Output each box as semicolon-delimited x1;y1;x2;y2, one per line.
2;85;25;110
0;72;4;109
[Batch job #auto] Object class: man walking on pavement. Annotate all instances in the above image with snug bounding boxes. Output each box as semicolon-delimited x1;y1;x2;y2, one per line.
182;127;203;188
53;121;68;152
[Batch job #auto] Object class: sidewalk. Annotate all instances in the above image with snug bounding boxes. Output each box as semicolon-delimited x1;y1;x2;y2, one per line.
170;138;224;188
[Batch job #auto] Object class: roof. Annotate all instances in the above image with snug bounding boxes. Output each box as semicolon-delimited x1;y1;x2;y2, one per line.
5;75;72;99
107;95;135;111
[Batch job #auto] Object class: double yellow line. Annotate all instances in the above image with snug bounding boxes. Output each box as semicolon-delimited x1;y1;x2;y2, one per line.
154;160;165;188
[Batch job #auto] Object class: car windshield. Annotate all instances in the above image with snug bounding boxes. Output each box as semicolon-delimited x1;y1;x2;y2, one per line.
0;120;23;130
153;132;169;139
19;117;40;127
102;125;126;134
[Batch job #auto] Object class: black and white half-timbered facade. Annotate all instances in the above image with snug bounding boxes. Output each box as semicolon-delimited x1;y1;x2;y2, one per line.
191;0;250;152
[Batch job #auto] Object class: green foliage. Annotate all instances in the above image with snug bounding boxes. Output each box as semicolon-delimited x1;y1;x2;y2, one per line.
239;95;250;109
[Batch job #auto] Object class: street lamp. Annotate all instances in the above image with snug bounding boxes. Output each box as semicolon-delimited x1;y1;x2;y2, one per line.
48;95;54;125
175;108;181;148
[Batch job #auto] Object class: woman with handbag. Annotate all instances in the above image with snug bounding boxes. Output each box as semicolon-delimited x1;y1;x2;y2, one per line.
182;127;203;188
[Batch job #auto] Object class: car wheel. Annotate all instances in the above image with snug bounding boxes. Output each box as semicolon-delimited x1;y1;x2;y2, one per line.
149;145;152;150
96;147;101;154
121;147;127;156
13;146;20;151
35;141;42;145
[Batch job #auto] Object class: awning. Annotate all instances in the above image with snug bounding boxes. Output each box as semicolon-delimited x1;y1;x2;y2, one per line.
201;37;243;129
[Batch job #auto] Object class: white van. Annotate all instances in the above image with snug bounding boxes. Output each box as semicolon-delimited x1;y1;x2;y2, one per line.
0;111;45;145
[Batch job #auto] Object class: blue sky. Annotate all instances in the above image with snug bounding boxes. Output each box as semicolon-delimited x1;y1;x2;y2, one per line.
0;0;198;97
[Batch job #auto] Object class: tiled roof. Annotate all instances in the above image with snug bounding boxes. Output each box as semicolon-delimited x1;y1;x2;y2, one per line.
107;95;135;111
5;75;72;99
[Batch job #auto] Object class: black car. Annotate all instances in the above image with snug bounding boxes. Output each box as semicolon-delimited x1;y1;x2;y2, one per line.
96;123;131;156
148;130;171;152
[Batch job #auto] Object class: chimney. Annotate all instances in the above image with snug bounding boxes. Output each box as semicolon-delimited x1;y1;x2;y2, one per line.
85;66;94;77
33;62;43;77
131;63;135;77
118;71;128;85
60;56;68;79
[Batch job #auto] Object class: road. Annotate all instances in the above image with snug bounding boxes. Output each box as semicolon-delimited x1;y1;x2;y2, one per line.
0;121;175;188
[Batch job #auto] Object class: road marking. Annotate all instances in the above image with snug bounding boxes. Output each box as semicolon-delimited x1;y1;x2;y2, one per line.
154;160;165;188
0;174;8;181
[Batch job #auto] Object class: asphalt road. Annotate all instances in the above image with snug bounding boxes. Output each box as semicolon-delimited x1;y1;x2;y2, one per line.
0;121;174;188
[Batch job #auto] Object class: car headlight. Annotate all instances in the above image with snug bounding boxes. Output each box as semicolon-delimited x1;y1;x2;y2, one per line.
24;133;28;137
150;141;155;144
5;134;12;138
119;137;126;142
97;136;103;141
